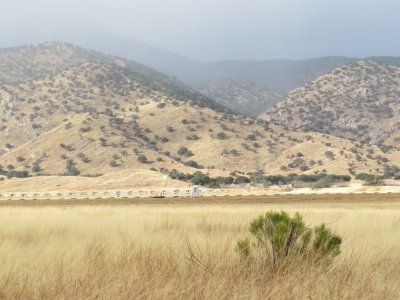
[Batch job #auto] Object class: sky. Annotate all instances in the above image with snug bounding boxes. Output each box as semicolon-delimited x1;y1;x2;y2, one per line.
1;0;400;61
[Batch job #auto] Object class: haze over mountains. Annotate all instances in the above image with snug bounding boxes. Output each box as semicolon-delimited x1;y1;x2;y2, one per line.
1;41;399;185
3;30;400;117
62;33;400;119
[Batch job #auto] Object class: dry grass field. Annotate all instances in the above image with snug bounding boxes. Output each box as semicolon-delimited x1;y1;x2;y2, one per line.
0;194;400;299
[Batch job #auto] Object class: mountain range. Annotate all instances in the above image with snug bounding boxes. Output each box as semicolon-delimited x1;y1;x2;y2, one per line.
0;41;399;190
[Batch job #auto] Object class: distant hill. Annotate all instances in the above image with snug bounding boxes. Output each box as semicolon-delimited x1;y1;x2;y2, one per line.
262;60;400;149
0;42;225;112
62;32;359;95
6;34;400;118
1;43;397;180
192;79;282;117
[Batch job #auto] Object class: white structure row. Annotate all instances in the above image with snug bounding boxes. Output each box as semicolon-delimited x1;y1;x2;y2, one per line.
0;186;227;200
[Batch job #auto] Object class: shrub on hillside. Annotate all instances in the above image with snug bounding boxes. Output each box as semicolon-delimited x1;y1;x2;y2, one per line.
216;132;227;140
177;147;193;157
137;155;148;164
31;161;42;173
16;156;25;162
7;170;30;179
184;160;202;169
356;173;384;185
65;160;80;176
311;174;351;189
191;172;211;186
234;176;251;184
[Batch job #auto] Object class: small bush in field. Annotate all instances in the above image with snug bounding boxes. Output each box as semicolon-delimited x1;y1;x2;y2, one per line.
236;211;341;269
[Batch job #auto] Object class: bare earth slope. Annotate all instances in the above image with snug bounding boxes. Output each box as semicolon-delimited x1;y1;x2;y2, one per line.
262;60;400;148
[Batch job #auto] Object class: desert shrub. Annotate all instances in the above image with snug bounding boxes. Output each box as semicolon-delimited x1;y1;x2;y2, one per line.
0;165;6;176
311;174;351;189
288;158;305;169
65;160;80;176
236;211;341;269
109;160;119;167
169;169;193;181
383;165;400;179
356;173;383;185
216;132;227;140
215;176;234;185
16;156;25;162
246;134;257;141
234;176;250;184
157;102;166;109
77;153;91;163
82;174;103;178
186;134;200;141
7;170;29;179
184;160;202;169
79;127;91;133
137;155;148;164
177;147;193;157
31;161;42;173
299;165;310;171
191;172;211;186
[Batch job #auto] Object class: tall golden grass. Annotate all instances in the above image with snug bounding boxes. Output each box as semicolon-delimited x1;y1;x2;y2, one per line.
0;202;399;299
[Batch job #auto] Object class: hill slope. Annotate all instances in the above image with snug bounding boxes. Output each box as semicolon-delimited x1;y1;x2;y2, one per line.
0;60;399;180
0;42;225;112
192;79;282;117
262;60;400;148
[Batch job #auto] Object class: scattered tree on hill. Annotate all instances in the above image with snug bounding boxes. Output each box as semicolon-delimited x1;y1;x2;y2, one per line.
177;146;193;157
137;154;148;164
65;159;80;176
234;176;251;184
31;161;42;173
216;132;227;140
16;156;25;162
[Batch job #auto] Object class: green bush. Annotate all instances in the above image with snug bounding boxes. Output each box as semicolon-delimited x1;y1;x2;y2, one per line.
234;176;250;184
236;211;341;269
7;170;30;179
191;172;211;186
311;174;351;189
137;155;148;164
356;173;384;185
184;160;202;169
216;132;227;140
65;160;80;176
31;161;42;173
177;147;193;157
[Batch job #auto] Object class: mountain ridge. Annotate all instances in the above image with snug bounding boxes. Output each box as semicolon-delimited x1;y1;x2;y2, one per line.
262;60;400;148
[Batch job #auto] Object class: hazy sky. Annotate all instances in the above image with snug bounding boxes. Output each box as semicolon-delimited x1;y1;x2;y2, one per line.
1;0;400;61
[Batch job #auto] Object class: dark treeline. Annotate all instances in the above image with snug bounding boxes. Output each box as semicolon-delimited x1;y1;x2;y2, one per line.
168;169;351;188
